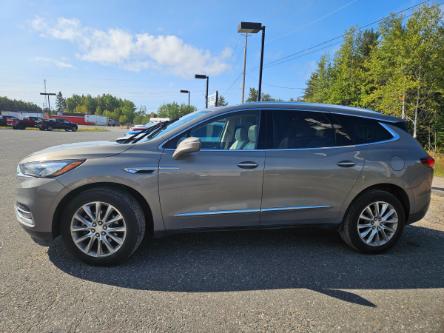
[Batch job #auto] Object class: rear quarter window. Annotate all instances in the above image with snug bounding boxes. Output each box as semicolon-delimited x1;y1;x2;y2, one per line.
329;114;393;146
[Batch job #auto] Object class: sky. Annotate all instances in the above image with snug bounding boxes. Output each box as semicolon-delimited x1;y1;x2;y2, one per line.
0;0;439;112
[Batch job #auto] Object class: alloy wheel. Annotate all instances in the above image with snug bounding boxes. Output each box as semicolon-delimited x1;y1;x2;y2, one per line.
70;201;127;257
357;201;398;247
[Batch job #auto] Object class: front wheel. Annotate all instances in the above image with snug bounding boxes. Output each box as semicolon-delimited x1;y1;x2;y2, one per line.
60;187;146;265
339;190;405;254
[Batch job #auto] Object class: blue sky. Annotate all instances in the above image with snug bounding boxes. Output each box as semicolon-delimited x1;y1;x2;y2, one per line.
0;0;436;112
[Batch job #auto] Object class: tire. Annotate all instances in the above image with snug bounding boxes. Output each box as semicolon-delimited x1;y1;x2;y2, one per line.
339;190;405;254
60;187;146;265
47;126;53;131
72;126;78;132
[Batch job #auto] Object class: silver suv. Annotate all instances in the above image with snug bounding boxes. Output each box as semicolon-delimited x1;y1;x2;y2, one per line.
16;103;434;265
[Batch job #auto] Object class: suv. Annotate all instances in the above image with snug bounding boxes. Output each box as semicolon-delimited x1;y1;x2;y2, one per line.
15;103;433;265
39;118;78;131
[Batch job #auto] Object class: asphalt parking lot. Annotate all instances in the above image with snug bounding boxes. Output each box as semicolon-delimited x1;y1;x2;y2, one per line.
0;128;443;333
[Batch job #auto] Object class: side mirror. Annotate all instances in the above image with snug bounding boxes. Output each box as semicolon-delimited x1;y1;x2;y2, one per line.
172;137;201;159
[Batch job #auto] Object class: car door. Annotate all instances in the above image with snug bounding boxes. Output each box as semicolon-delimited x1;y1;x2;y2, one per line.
158;110;265;231
260;109;364;226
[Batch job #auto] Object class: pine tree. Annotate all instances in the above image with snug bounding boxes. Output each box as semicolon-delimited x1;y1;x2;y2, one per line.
55;91;66;113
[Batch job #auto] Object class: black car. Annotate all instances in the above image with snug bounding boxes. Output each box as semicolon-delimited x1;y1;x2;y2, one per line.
39;118;78;131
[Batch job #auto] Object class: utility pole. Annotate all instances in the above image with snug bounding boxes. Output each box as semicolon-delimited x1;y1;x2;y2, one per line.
40;80;56;113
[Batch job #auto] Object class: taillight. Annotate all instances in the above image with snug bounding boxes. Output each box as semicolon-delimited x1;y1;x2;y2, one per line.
420;156;435;169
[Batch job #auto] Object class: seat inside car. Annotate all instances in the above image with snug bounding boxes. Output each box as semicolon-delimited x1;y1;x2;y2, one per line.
243;125;257;150
230;127;248;150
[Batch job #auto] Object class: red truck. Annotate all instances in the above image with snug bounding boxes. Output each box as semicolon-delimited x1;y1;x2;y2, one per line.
7;117;41;129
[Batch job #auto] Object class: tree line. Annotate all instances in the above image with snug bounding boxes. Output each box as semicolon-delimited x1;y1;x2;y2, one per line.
303;4;444;151
0;96;42;113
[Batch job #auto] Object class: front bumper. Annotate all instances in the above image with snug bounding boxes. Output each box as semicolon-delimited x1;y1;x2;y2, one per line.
16;175;65;245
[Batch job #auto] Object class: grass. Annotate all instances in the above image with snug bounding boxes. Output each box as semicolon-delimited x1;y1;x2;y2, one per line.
430;153;444;177
77;126;108;132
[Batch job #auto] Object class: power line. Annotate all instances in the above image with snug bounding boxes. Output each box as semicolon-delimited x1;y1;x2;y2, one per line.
264;0;430;69
265;83;305;90
268;0;360;44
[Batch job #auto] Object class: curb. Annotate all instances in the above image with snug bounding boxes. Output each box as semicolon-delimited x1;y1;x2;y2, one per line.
432;187;444;197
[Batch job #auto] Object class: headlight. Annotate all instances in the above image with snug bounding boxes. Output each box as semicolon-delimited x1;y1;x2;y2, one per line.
17;159;85;178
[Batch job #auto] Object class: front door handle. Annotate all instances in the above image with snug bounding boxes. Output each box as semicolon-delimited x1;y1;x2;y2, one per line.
337;161;356;168
237;161;259;169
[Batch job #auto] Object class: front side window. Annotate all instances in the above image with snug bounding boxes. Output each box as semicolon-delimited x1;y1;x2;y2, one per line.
164;111;260;150
271;110;335;149
330;114;393;145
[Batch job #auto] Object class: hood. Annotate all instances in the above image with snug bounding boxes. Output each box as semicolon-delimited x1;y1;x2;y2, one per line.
21;140;131;163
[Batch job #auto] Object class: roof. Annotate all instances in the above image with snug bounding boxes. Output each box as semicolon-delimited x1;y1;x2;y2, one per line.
207;102;402;123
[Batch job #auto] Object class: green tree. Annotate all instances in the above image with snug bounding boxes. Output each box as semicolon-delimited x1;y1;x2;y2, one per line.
55;91;66;113
157;102;196;119
303;4;444;149
217;95;228;106
0;96;42;112
246;88;275;102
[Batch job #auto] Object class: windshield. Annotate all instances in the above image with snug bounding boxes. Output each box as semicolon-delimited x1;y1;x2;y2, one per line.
138;110;210;142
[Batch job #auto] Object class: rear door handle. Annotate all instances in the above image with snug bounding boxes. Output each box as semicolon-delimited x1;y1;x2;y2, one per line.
237;161;259;169
337;161;356;168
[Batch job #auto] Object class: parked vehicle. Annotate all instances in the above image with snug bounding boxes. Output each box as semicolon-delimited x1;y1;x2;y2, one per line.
16;102;434;265
7;117;41;129
1;115;18;127
39;118;78;131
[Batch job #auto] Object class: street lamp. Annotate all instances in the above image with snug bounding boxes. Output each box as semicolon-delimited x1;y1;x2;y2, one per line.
237;22;265;102
180;89;190;106
194;74;209;108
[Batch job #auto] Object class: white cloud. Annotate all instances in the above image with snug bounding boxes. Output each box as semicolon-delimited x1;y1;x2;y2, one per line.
33;56;73;69
30;16;231;77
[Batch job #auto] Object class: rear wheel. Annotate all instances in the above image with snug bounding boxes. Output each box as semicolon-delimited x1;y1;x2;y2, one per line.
339;190;405;254
60;187;145;265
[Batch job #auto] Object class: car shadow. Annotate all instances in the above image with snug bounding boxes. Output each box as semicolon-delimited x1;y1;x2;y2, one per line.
48;225;444;307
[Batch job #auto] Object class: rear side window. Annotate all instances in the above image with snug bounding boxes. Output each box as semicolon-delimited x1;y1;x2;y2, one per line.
271;110;335;149
330;114;393;146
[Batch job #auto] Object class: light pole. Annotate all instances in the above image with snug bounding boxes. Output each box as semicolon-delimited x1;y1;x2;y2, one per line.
194;74;209;108
237;22;265;102
240;33;248;103
180;89;190;106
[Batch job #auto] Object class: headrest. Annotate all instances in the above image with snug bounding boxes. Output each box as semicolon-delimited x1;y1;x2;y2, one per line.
248;125;257;143
234;127;248;141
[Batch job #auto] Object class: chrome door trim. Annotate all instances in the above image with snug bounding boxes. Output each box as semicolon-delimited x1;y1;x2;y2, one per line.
261;205;331;213
175;205;331;217
175;208;260;217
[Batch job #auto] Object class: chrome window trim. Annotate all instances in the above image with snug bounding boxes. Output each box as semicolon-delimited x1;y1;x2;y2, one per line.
159;107;400;152
175;205;331;217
